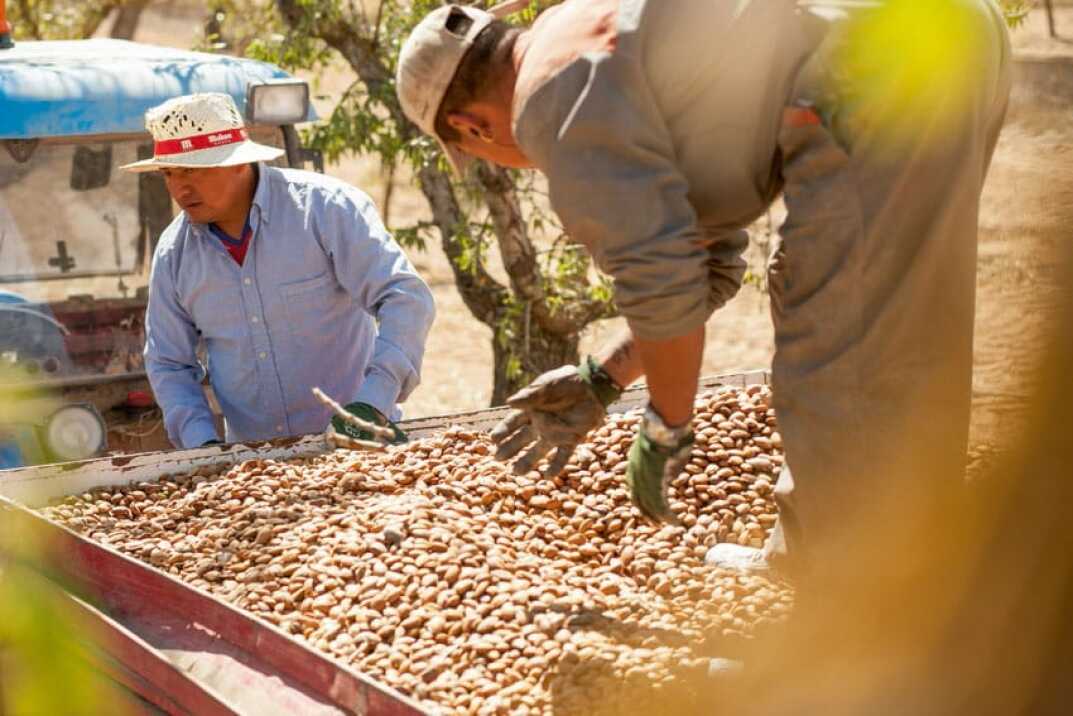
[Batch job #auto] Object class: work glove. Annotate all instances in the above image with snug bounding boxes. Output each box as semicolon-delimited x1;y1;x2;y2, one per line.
490;356;622;477
626;406;694;525
331;402;407;445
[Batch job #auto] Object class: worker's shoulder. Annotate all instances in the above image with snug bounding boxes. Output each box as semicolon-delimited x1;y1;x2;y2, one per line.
514;0;647;146
515;0;621;104
261;164;376;210
151;213;192;262
146;213;200;286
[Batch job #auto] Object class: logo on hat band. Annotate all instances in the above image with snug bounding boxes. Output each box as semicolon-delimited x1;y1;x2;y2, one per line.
154;128;249;156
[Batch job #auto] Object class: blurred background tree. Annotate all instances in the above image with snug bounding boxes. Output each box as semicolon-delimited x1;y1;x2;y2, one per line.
1000;0;1041;29
7;0;148;39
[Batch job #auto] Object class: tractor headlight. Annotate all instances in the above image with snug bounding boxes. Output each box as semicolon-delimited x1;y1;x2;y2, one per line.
44;403;106;462
246;80;310;125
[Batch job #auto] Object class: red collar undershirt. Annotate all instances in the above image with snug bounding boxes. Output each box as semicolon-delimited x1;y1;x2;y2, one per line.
208;218;252;266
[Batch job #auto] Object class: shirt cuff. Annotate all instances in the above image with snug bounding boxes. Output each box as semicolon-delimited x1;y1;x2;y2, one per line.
623;295;715;342
353;369;401;421
180;419;220;450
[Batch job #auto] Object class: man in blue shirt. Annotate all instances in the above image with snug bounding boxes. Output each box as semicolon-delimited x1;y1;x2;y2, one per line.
124;93;435;448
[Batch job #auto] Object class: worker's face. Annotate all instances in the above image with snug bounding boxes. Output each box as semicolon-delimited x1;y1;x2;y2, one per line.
159;165;250;224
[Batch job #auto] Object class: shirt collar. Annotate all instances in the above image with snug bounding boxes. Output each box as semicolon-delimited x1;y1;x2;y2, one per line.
249;162;271;226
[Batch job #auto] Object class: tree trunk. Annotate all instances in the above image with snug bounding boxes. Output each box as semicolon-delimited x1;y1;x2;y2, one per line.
416;163;506;327
110;0;148;40
490;314;580;405
79;1;121;39
381;160;396;227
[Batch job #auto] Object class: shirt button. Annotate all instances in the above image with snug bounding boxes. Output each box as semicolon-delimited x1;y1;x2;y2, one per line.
251;315;259;324
258;351;267;360
275;424;283;432
243;278;252;286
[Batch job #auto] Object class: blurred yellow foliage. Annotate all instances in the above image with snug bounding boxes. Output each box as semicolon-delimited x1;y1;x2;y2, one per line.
831;0;1006;151
0;516;121;715
0;372;113;714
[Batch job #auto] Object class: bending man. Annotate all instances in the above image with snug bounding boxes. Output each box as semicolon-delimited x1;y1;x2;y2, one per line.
396;1;1011;579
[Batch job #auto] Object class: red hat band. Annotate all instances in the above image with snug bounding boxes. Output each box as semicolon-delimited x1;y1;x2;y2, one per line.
154;128;248;157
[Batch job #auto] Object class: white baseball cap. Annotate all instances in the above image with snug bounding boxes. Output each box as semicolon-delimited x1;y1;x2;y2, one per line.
396;1;528;174
121;93;284;173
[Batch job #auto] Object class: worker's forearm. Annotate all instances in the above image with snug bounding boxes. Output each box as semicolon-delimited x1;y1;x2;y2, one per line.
595;330;645;391
633;325;705;428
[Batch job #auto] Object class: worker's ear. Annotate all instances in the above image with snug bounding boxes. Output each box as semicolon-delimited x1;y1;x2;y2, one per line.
445;111;494;143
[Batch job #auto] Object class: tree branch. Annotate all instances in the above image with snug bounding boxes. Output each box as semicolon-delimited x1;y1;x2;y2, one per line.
579;295;618;325
418;164;506;326
110;0;148;40
474;163;543;303
475;162;608;338
276;0;400;125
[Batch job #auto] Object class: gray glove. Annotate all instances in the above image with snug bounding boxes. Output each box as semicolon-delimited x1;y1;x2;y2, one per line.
490;357;622;477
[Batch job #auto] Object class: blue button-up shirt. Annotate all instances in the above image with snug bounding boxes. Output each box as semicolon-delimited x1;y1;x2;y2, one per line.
144;164;435;449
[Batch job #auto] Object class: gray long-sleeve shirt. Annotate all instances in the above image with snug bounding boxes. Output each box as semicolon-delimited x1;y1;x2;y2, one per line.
513;0;828;340
144;164;435;448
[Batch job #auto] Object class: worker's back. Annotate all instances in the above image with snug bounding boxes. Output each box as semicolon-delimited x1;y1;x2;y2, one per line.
512;0;834;263
510;0;838;339
639;0;830;233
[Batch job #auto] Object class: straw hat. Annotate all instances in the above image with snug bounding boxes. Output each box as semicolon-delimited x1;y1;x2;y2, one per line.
121;93;284;173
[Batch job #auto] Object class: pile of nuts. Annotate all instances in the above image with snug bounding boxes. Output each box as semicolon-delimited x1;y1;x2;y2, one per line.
44;385;792;715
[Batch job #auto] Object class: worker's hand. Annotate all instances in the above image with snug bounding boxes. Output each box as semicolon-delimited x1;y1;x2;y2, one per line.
490;357;622;477
626;406;694;524
331;402;407;444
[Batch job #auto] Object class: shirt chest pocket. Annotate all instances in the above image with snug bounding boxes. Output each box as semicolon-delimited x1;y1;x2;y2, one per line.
280;272;348;336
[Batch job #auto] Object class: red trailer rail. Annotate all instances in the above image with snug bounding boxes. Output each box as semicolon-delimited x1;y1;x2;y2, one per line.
1;499;429;715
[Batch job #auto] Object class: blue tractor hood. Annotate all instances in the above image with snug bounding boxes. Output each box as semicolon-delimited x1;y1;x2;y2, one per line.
0;39;317;139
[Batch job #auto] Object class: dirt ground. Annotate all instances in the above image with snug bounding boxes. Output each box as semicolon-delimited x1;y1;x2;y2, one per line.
117;4;1072;462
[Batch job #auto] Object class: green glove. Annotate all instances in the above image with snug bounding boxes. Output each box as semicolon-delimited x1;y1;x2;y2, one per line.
577;355;624;409
626;406;694;524
331;402;408;444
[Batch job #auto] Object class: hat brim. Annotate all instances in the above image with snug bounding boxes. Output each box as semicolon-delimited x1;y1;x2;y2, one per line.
120;140;285;173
